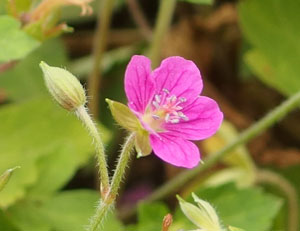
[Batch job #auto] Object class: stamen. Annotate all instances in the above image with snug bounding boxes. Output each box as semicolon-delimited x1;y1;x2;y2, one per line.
169;95;177;103
179;97;186;102
172;111;178;116
170;119;180;124
175;106;183;110
155;94;161;103
162;88;170;94
165;113;170;122
178;111;189;121
152;101;160;109
152;115;160;120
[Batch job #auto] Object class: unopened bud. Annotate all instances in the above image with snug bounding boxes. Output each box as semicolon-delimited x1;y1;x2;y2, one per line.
162;214;173;231
40;61;86;111
0;166;20;192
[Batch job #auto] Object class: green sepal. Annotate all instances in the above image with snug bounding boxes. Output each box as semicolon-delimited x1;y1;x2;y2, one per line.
135;132;152;158
106;99;141;132
0;166;20;192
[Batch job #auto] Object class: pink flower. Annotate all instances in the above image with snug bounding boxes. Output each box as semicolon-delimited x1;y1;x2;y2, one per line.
110;55;223;168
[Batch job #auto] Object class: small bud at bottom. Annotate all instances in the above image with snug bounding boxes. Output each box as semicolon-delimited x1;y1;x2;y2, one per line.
162;214;173;231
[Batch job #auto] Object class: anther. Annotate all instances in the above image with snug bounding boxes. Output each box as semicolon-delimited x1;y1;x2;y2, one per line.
179;97;186;102
152;115;160;120
162;88;170;94
165;113;170;122
152;101;160;109
155;95;161;103
169;95;177;103
170;119;180;124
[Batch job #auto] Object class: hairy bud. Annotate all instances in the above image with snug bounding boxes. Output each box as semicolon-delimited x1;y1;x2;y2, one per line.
40;61;86;111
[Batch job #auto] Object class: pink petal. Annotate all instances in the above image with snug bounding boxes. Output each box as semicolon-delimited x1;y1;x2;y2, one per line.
163;96;223;140
152;56;202;102
150;134;200;168
125;55;155;113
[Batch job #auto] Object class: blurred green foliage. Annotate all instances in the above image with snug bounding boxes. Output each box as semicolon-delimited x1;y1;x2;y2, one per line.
0;16;39;63
0;38;113;230
130;183;282;231
0;0;299;230
239;0;300;96
0;39;66;101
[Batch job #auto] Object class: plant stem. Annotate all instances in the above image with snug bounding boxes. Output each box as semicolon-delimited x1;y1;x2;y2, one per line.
87;133;135;231
256;169;298;231
87;199;113;231
148;0;176;68
126;0;152;41
144;90;300;203
75;106;110;195
110;133;136;197
88;0;117;117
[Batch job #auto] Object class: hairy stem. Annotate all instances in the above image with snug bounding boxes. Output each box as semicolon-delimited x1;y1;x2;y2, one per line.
148;0;176;68
75;106;110;194
256;169;298;231
88;0;117;117
110;133;136;197
144;90;300;203
86;199;113;231
86;133;135;231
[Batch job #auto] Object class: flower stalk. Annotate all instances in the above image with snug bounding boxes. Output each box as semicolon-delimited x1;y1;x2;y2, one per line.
75;106;110;195
87;133;136;231
110;133;136;197
40;62;110;195
256;169;298;231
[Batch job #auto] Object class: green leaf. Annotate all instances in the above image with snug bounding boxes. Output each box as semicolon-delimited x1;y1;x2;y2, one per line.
239;0;300;95
0;98;110;207
0;39;67;101
5;190;123;231
192;184;283;231
0;15;39;63
0;210;19;231
179;0;213;5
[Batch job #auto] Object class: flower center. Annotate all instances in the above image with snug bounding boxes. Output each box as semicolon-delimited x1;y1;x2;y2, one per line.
142;88;189;132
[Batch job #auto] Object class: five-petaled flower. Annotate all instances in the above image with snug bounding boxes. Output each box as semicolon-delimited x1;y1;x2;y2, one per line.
107;55;223;168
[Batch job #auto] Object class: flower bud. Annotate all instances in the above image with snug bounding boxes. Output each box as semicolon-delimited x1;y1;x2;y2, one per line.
162;214;173;231
0;166;20;192
40;61;86;111
177;193;223;231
